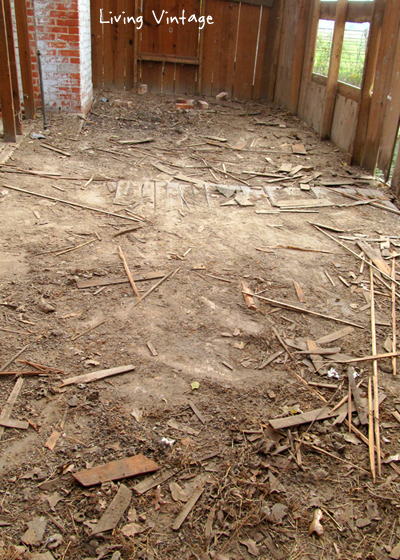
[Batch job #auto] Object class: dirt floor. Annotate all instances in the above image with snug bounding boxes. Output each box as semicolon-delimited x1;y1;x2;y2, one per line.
1;92;400;560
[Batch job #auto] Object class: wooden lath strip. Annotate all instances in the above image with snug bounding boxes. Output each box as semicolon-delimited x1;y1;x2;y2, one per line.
320;0;348;138
297;0;321;119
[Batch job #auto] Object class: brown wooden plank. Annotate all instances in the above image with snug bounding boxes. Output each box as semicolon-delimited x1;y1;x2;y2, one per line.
274;0;310;113
162;62;176;93
14;0;35;119
331;94;359;154
252;6;270;99
200;0;219;95
233;3;260;100
0;0;16;141
377;31;400;181
91;0;103;87
211;0;239;96
351;0;386;165
361;0;400;174
102;0;114;87
3;0;21;134
320;0;348;138
132;0;139;90
298;0;321;119
0;418;28;430
139;53;199;64
197;0;206;94
73;454;159;486
175;64;197;95
141;61;163;92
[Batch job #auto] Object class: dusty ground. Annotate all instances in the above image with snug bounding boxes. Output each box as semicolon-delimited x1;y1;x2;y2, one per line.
1;92;400;560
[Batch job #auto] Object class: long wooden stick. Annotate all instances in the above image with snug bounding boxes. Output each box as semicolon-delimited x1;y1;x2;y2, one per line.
370;265;381;477
243;291;364;329
133;269;179;308
0;345;29;372
392;258;397;375
368;376;376;482
3;184;139;222
118;246;141;300
348;384;352;433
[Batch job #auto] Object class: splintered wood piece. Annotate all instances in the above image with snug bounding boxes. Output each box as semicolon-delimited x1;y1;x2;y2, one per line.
245;292;364;328
269;401;357;430
0;418;28;429
294;281;306;303
347;367;368;425
92;484;132;534
242;281;257;310
45;430;61;450
0;344;29;372
118;246;141;300
40;142;71;157
370;265;381;477
357;240;391;276
172;485;205;530
368;377;376;482
118;138;155;145
134;469;179;495
73;454;159;486
147;342;158;357
0;377;24;440
307;340;325;373
61;365;135;387
316;326;354;345
76;271;166;289
292;144;307;155
189;401;205;424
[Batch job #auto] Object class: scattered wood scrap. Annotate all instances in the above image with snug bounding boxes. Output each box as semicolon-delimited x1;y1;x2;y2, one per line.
76;271;166;289
73;454;159;486
172;486;205;531
242;281;257;310
347;367;368;425
0;378;24;440
92;484;132;534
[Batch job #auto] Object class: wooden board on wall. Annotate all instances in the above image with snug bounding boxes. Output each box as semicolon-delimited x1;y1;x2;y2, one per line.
331;94;358;154
200;0;221;96
252;5;272;99
207;0;239;97
233;3;261;100
0;0;16;141
377;29;400;181
91;0;103;87
14;0;35;119
274;0;310;114
361;0;400;174
302;80;325;133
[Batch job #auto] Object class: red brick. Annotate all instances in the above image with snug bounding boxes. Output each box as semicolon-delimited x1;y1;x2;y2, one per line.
70;57;79;64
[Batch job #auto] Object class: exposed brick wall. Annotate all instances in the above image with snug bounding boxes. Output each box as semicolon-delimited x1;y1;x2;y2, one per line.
30;0;92;113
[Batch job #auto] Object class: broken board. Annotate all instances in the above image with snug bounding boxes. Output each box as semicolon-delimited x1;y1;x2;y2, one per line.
73;454;159;486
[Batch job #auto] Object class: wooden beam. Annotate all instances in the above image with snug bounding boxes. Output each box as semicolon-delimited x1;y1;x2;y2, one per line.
298;0;321;119
320;1;373;23
361;0;400;174
138;53;200;66
14;0;35;120
377;30;400;182
320;0;348;139
3;0;22;134
312;73;360;103
351;0;386;166
0;0;16;142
